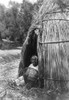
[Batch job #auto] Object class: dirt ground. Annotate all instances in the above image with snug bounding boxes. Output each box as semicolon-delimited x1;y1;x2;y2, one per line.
0;48;69;100
0;48;40;100
0;48;21;99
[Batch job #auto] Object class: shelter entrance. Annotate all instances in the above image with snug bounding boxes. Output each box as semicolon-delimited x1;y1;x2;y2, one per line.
23;30;38;69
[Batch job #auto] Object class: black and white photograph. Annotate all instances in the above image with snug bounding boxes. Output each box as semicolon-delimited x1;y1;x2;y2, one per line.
0;0;69;100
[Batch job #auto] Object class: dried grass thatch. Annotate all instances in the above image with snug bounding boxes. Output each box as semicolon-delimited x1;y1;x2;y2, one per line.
36;0;69;91
18;0;69;91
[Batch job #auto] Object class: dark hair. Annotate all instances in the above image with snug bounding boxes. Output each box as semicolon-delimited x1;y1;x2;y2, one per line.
31;55;38;62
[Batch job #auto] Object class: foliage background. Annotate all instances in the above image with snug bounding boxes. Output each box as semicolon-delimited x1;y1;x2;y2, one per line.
0;0;43;44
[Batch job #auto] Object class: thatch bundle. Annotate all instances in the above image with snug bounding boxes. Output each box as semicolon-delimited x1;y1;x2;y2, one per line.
37;0;69;90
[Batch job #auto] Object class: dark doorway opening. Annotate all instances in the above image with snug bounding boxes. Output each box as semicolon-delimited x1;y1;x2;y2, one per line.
18;30;38;77
24;31;38;69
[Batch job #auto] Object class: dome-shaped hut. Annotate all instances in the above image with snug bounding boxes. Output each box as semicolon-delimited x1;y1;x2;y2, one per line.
18;0;69;91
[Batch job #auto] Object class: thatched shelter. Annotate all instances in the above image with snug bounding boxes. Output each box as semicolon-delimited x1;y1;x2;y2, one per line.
37;0;69;90
18;0;69;90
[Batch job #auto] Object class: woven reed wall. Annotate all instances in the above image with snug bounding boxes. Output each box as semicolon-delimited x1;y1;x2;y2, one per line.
37;0;69;91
